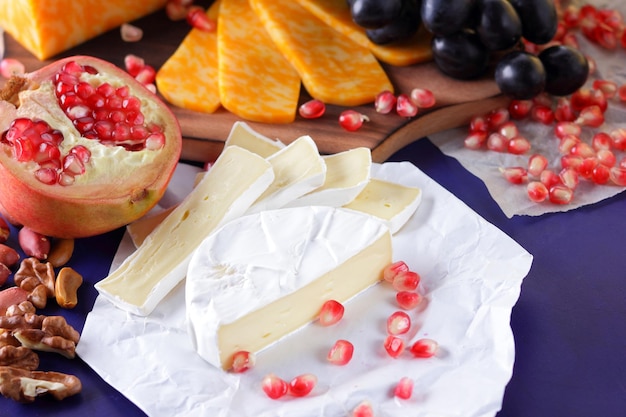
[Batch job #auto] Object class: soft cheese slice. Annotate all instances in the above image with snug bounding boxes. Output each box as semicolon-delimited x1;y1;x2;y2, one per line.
95;146;275;316
218;0;301;123
247;135;326;214
343;178;422;234
223;121;284;158
186;206;392;369
285;147;371;208
295;0;433;66
156;0;221;114
250;0;393;106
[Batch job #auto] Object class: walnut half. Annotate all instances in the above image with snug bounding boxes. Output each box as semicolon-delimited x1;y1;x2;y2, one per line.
0;366;81;402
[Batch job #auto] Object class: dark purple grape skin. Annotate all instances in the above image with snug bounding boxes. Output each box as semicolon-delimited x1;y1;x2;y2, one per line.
365;0;421;44
431;30;490;80
421;0;476;36
350;0;404;29
476;0;522;51
495;51;546;100
539;45;589;96
508;0;557;45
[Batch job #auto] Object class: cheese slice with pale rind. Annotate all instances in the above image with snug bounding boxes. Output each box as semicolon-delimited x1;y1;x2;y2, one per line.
295;0;433;67
218;0;301;123
156;0;221;114
250;0;393;106
223;121;284;158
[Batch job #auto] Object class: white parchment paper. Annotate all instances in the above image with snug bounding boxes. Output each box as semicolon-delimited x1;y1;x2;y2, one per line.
429;0;626;218
78;161;533;417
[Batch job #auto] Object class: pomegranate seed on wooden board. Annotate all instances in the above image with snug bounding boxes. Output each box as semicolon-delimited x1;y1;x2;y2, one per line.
186;6;216;31
396;94;418;118
338;110;368;132
409;88;436;108
374;90;396;114
298;99;325;119
120;23;143;42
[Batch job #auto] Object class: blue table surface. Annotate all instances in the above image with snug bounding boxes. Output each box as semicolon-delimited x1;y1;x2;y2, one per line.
1;136;624;417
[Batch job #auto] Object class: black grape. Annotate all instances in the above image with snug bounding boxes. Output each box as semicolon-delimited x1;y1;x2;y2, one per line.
508;0;557;45
475;0;522;51
421;0;476;36
366;0;421;44
431;30;490;80
539;45;589;96
495;51;546;99
350;0;404;29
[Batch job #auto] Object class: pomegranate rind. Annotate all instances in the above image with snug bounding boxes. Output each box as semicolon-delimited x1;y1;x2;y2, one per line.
0;56;182;238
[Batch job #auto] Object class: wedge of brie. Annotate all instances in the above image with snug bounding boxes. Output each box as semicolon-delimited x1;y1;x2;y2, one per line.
186;206;392;369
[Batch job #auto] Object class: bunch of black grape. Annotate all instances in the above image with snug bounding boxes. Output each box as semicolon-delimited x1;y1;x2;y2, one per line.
348;0;589;99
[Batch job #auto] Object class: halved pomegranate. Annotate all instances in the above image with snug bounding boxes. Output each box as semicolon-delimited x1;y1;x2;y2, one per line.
0;56;182;238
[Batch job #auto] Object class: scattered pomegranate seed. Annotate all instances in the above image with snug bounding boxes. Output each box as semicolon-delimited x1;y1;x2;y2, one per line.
548;184;574;204
409;338;438;358
618;85;626;102
165;0;189;21
124;54;146;77
351;400;374;417
383;335;405;358
339;110;369;132
288;373;317;397
387;311;411;335
597;149;616;167
554;121;582;139
533;92;552;108
382;260;410;283
530;105;555;125
508;136;531;154
0;58;25;78
374;90;396;114
318;299;345;326
609;167;626;185
559;135;581;155
261;373;288;399
464;131;487;150
186;6;216;31
554;97;576;122
135;65;157;86
527;181;549;202
299;99;326;119
559;168;579;190
498;121;519;139
409;88;436;108
591;132;612;151
575;105;604;127
569;142;596;159
500;166;528;184
327;339;354;365
540;169;562;188
528;154;548;177
470;115;489;133
486;107;509;129
508;99;533;119
396;93;418;117
593;79;618;98
393;377;414;400
486;132;508;152
578;157;598;179
120;23;143;42
391;270;420;292
610;128;626;151
396;291;421;310
230;350;255;373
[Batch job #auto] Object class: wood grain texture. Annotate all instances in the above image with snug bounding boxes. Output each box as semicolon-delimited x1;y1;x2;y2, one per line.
1;1;508;163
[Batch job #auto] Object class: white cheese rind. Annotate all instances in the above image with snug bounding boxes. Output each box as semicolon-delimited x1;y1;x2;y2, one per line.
223;121;284;158
285;147;371;208
246;135;326;213
95;146;275;316
186;206;391;369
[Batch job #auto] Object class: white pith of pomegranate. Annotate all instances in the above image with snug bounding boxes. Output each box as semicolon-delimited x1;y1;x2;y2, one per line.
0;56;182;238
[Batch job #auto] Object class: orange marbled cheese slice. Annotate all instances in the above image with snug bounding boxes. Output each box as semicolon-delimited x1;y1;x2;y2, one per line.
217;0;301;124
250;0;392;107
0;0;167;60
156;0;221;114
295;0;433;67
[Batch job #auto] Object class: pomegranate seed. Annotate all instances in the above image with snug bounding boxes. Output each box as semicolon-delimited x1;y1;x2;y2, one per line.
383;335;406;358
597;149;616;167
593;79;618;98
500;166;528;184
464;131;487;150
120;23;143;42
469;115;489;133
569;142;596;159
589;89;608;112
58;172;76;186
135;65;157;85
548;184;574;204
508;99;532;119
554;97;576;122
327;339;354;366
591;132;612;151
575;105;604;127
561;154;583;171
62;154;85;175
409;88;436;108
618;85;626;102
562;32;580;49
261;374;288;399
508;137;531;155
396;291;421;310
610;128;626;151
14;138;35;162
352;401;374;417
387;311;411;335
559;134;581;155
540;169;562;188
299;99;326;119
288;373;317;397
620;157;626;169
34;168;58;185
391;270;420;292
396;93;418;117
374;90;396;114
409;338;438;358
530;105;554;125
498;121;519;139
165;1;189;21
486;132;508;152
394;377;414;400
528;154;548;177
186;6;216;31
0;58;26;78
486;108;509;129
578;157;598;179
382;260;409;283
339;110;369;131
591;164;611;184
563;5;581;28
526;181;549;202
570;88;592;111
533;92;552;108
609;167;626;185
559;168;579;190
318;300;345;326
124;54;145;77
555;121;582;139
230;350;255;373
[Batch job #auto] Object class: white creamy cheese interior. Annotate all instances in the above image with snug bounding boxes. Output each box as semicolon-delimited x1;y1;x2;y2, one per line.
186;206;392;369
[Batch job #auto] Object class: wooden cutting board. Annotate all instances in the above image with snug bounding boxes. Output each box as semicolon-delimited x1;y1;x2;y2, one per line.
1;2;508;163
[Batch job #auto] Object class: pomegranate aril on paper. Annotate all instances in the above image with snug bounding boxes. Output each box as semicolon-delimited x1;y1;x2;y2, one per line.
575;105;604;127
230;350;255;373
387;311;411;336
394;377;414;400
527;181;549;202
383;335;405;358
548;185;574;205
288;373;317;397
500;167;528;184
261;373;288;399
508;100;533;119
339;110;369;132
409;338;438;358
391;270;420;292
318;299;344;326
352;400;374;417
528;154;548;177
396;291;421;310
299;99;326;119
508;136;531;155
327;339;354;366
383;260;410;283
609;167;626;185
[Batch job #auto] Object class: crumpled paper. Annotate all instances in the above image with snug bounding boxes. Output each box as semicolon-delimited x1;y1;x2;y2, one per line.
429;0;626;218
78;161;532;417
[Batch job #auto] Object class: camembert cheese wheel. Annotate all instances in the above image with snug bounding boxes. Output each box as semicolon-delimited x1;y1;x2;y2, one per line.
186;206;392;369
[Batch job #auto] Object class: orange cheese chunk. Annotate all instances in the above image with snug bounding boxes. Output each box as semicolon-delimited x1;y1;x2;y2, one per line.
218;0;301;124
156;0;221;114
0;0;167;60
295;0;433;67
250;0;392;107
